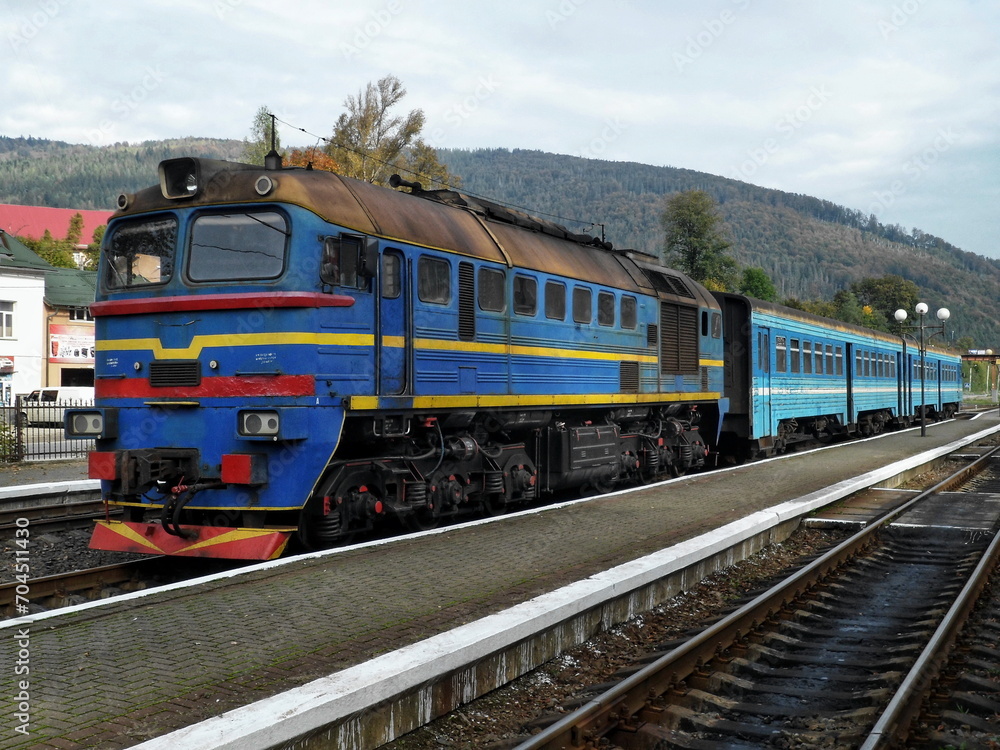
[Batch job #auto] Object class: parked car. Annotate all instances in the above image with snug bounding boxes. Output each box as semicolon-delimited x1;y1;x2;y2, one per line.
20;387;95;427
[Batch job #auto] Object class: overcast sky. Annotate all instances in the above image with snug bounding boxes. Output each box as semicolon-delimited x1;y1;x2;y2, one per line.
3;0;998;259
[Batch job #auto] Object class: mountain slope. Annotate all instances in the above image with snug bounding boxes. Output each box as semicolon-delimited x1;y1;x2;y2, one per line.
0;137;994;345
438;148;998;346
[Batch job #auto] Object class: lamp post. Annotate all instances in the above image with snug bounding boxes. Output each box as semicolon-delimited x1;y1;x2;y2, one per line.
894;303;950;437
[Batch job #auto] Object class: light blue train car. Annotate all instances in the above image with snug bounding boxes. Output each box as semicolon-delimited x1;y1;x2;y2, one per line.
715;293;961;459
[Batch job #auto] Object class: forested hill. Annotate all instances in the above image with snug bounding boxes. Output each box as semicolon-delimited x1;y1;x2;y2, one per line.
0;136;996;345
438;148;999;347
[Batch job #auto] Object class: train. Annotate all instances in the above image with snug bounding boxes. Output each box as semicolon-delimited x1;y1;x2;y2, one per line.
65;155;962;560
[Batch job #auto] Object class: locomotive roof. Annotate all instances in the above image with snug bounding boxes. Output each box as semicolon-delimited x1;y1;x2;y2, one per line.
115;158;719;311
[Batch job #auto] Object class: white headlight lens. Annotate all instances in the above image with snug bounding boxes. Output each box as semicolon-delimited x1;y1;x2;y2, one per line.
239;411;280;436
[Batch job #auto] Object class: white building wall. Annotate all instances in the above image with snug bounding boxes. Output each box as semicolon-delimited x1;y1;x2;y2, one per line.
0;268;47;401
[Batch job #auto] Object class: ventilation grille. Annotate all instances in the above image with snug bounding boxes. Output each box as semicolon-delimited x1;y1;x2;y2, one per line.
620;361;639;393
149;360;201;387
649;272;695;299
660;303;699;375
458;261;475;341
646;324;658;347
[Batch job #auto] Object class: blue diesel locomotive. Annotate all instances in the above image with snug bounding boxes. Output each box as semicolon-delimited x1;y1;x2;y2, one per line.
69;157;726;559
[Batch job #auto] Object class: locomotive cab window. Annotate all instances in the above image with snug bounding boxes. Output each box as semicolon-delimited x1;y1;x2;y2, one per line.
189;211;287;282
418;256;451;304
321;234;367;289
104;215;178;289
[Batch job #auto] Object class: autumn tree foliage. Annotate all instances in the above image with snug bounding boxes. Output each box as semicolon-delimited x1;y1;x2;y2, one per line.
325;75;458;189
285;148;339;172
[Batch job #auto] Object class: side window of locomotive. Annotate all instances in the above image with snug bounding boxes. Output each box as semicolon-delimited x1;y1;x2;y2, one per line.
189;211;287;282
321;235;363;289
382;252;401;299
478;268;506;312
711;312;722;338
545;281;566;320
598;292;615;327
573;286;592;324
621;296;637;329
418;256;451;304
513;275;537;316
104;216;178;289
775;336;787;372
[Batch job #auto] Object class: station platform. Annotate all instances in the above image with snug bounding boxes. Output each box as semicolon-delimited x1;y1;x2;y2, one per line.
2;413;999;750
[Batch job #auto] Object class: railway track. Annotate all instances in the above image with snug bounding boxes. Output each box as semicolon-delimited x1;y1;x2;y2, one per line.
0;496;119;534
514;446;1000;750
0;557;162;616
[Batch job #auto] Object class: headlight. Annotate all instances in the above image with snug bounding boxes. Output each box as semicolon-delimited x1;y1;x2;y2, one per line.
239;410;280;437
65;409;117;439
159;157;200;199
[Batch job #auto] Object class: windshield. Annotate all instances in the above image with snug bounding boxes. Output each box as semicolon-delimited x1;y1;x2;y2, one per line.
104;216;177;289
187;211;288;281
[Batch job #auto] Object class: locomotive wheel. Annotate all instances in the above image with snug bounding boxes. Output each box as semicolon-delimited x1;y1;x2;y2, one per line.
298;497;354;550
405;505;440;532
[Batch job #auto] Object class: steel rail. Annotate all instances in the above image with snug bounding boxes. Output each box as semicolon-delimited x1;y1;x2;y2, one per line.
515;445;1000;750
0;558;163;614
860;503;1000;748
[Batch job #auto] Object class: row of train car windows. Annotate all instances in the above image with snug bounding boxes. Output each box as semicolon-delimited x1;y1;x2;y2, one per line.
770;336;845;376
414;256;641;329
916;362;960;382
854;349;898;379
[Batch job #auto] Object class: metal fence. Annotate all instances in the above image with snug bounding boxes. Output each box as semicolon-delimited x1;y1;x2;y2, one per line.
0;396;95;462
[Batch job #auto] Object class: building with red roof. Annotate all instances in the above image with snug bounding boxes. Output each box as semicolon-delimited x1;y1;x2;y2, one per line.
0;203;112;247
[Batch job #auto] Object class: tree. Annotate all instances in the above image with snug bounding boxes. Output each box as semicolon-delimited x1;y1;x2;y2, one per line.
739;267;777;301
285;148;339;173
661;190;737;291
850;275;920;322
241;105;281;166
326;75;457;188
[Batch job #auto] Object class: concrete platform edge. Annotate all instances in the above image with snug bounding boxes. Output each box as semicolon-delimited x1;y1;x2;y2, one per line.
128;419;1000;750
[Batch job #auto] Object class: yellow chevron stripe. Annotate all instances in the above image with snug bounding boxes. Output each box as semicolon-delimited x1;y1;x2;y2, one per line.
97;332;374;359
